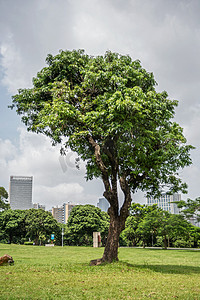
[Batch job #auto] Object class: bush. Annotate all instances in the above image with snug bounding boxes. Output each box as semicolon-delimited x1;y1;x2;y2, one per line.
173;239;190;248
154;236;163;247
24;241;34;245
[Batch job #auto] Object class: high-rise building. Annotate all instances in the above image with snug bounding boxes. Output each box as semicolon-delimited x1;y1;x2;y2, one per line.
97;197;110;212
52;205;64;223
9;176;33;210
63;203;76;223
146;193;181;214
52;203;76;224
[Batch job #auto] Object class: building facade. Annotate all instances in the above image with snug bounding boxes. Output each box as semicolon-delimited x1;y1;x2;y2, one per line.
52;206;64;223
63;203;76;223
146;193;181;214
9;176;33;210
52;203;76;224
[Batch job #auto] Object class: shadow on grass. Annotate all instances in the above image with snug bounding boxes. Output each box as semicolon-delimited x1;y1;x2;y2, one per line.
120;262;200;274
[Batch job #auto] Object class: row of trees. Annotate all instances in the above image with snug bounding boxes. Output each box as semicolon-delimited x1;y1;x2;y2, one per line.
0;209;60;245
121;203;200;249
0;202;200;248
0;205;108;246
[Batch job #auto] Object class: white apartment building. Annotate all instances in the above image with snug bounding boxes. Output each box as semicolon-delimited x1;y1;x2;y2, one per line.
147;193;181;214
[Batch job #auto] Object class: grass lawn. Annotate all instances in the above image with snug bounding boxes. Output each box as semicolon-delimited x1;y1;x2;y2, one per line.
0;244;200;299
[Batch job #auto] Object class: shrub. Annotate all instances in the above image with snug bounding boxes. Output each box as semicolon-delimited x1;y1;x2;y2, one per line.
24;241;34;245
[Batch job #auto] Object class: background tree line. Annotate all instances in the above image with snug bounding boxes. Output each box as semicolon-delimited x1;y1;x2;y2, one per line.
0;205;109;246
0;200;200;248
120;202;200;248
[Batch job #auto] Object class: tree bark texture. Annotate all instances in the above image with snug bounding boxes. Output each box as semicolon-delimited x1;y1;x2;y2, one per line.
88;136;132;265
102;214;121;263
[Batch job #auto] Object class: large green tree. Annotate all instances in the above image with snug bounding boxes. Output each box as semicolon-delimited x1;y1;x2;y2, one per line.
24;209;60;245
66;204;109;246
0;209;26;243
137;209;190;249
11;49;193;263
121;203;158;247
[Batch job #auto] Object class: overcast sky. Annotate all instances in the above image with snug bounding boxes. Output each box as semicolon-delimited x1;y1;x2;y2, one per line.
0;0;200;210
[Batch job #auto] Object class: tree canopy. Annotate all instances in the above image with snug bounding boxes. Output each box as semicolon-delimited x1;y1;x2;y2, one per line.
66;204;109;246
11;49;193;263
0;209;60;245
121;203;195;249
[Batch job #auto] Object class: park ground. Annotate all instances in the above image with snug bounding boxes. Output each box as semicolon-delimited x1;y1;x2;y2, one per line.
0;244;200;299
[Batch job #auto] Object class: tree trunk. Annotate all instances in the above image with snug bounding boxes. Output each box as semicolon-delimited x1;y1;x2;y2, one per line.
35;237;39;245
90;206;127;265
101;214;122;263
88;137;131;265
163;235;167;249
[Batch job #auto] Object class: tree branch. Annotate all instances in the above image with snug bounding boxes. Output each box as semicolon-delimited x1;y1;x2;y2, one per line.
119;175;132;229
88;135;112;200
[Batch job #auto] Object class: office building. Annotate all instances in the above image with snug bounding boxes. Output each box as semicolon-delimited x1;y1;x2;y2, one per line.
52;205;64;223
97;197;110;212
9;176;33;210
52;203;76;224
146;193;181;214
147;193;181;214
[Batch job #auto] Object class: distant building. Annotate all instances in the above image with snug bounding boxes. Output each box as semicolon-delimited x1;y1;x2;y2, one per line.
52;203;76;224
63;203;76;223
9;176;33;210
52;205;64;223
97;197;110;212
146;193;181;214
33;203;45;210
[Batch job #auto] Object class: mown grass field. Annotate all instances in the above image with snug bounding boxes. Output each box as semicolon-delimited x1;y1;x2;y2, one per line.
0;244;200;299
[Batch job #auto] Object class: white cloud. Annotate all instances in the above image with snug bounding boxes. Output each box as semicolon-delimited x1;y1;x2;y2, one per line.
0;138;17;159
0;38;30;93
0;0;200;205
35;182;84;209
0;128;104;210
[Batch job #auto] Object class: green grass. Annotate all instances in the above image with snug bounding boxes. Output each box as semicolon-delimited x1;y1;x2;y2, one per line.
0;244;200;299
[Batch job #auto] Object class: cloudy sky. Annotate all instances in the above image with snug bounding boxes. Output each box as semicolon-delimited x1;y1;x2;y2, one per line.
0;0;200;210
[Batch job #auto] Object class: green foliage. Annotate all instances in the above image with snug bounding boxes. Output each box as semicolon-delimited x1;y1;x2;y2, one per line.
11;49;193;197
66;205;109;246
120;203;158;246
24;209;60;245
173;239;190;248
24;241;34;245
121;203;197;248
0;209;26;243
0;187;10;210
0;209;60;245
